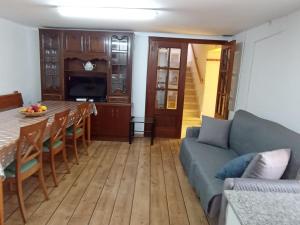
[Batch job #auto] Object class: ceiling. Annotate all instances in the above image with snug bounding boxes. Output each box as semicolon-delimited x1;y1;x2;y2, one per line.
1;0;300;35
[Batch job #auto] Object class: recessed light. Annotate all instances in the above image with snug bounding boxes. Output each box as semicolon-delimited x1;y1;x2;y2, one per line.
57;6;159;21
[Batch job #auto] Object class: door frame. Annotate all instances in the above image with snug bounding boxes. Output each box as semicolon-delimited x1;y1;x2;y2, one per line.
145;37;233;138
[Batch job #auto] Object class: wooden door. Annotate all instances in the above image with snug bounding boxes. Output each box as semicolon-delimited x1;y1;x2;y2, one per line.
85;32;107;54
63;31;84;53
145;38;188;138
215;41;236;119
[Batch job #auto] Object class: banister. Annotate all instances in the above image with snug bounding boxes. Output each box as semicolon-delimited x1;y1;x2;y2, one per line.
191;44;204;83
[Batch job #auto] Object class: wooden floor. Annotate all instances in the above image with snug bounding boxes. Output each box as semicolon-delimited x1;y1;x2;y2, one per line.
3;138;209;225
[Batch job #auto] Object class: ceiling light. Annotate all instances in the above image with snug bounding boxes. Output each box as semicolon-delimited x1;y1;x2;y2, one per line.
57;6;159;20
48;0;160;9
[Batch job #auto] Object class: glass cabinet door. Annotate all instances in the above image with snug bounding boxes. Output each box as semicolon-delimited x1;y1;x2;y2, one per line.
41;32;61;92
111;35;129;95
155;47;181;110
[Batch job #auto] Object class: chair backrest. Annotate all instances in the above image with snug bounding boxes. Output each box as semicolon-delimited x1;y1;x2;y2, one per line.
50;109;70;144
74;103;89;130
16;119;48;172
0;91;23;112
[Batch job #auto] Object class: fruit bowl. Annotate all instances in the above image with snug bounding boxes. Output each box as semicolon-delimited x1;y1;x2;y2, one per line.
20;104;48;117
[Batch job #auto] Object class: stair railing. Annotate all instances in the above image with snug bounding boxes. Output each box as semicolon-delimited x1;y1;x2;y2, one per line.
191;44;204;83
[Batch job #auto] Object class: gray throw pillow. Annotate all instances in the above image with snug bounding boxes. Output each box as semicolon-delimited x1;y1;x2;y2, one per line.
197;116;232;149
242;149;291;179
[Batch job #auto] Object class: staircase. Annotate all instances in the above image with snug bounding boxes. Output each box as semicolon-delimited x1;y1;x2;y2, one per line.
181;68;201;137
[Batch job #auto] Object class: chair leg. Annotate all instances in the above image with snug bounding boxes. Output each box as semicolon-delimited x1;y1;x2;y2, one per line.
62;148;70;173
82;135;88;156
73;139;79;165
38;169;49;201
8;179;14;192
50;154;58;187
16;179;27;223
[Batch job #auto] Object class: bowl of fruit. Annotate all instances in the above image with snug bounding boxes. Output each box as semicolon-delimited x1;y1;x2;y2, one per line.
20;104;48;117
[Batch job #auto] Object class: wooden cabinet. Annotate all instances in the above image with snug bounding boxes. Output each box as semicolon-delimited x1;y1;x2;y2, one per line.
63;31;107;55
85;32;107;54
63;31;84;53
108;33;133;103
39;29;133;141
39;29;64;100
91;103;131;140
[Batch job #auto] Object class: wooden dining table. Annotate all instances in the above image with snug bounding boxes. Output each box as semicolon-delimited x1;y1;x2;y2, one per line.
0;100;93;225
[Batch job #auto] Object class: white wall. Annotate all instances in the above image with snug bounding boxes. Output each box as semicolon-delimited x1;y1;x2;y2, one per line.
234;9;300;133
0;18;40;105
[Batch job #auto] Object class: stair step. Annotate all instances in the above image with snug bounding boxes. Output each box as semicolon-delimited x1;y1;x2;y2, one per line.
183;110;200;118
184;96;196;102
185;89;196;95
185;84;194;89
184;103;199;108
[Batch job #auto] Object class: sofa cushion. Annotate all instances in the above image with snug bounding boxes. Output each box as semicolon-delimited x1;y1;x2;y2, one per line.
216;153;256;180
197;116;231;149
242;149;291;179
230;110;300;179
180;138;238;212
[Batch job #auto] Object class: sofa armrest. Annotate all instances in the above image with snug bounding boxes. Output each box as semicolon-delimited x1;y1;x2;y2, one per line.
185;127;201;138
224;178;300;193
218;178;300;225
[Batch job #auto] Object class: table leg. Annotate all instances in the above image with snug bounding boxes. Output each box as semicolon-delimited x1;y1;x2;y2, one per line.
87;115;91;145
151;121;155;146
129;121;132;144
0;178;3;225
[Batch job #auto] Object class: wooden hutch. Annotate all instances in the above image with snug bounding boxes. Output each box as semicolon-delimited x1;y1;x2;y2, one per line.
39;29;133;141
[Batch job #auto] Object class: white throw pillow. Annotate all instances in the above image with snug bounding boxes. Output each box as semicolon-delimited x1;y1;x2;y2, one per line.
242;149;291;180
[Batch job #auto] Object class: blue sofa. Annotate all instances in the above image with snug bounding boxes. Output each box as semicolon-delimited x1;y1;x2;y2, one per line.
180;110;300;218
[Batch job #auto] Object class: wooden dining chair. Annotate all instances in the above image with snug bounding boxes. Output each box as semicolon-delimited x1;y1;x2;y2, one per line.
0;91;23;112
4;119;49;223
43;109;70;187
66;103;89;164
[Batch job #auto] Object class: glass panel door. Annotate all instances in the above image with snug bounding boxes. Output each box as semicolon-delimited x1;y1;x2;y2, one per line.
43;34;60;91
111;35;129;95
155;48;181;110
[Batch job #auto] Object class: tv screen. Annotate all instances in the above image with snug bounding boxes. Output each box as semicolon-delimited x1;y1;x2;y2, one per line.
67;76;107;101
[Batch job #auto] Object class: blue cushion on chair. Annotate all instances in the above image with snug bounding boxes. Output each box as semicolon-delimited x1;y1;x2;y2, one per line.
66;127;83;136
215;153;256;180
43;139;63;152
4;159;38;178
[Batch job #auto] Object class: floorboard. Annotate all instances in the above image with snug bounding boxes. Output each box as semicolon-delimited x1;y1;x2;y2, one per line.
3;138;209;225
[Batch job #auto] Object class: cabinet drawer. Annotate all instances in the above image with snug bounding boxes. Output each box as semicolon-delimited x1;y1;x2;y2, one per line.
42;94;63;101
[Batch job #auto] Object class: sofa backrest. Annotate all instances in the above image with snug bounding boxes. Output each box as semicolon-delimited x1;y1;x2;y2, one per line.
230;110;300;179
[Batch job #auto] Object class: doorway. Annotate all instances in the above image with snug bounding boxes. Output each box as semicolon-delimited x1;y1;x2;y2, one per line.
181;44;222;137
145;37;235;139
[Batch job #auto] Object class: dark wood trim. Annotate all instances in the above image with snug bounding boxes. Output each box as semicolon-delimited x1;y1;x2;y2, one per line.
149;36;229;45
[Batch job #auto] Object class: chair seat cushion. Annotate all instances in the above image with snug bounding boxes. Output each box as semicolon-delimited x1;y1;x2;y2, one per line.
43;139;63;152
66;127;83;136
4;159;38;177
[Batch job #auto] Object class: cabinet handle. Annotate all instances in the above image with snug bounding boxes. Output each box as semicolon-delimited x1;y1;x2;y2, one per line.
112;109;114;118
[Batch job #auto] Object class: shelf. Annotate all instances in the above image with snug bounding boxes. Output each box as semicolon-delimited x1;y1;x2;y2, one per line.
64;70;107;77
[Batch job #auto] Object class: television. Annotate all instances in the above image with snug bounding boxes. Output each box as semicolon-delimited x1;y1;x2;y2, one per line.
67;75;107;101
